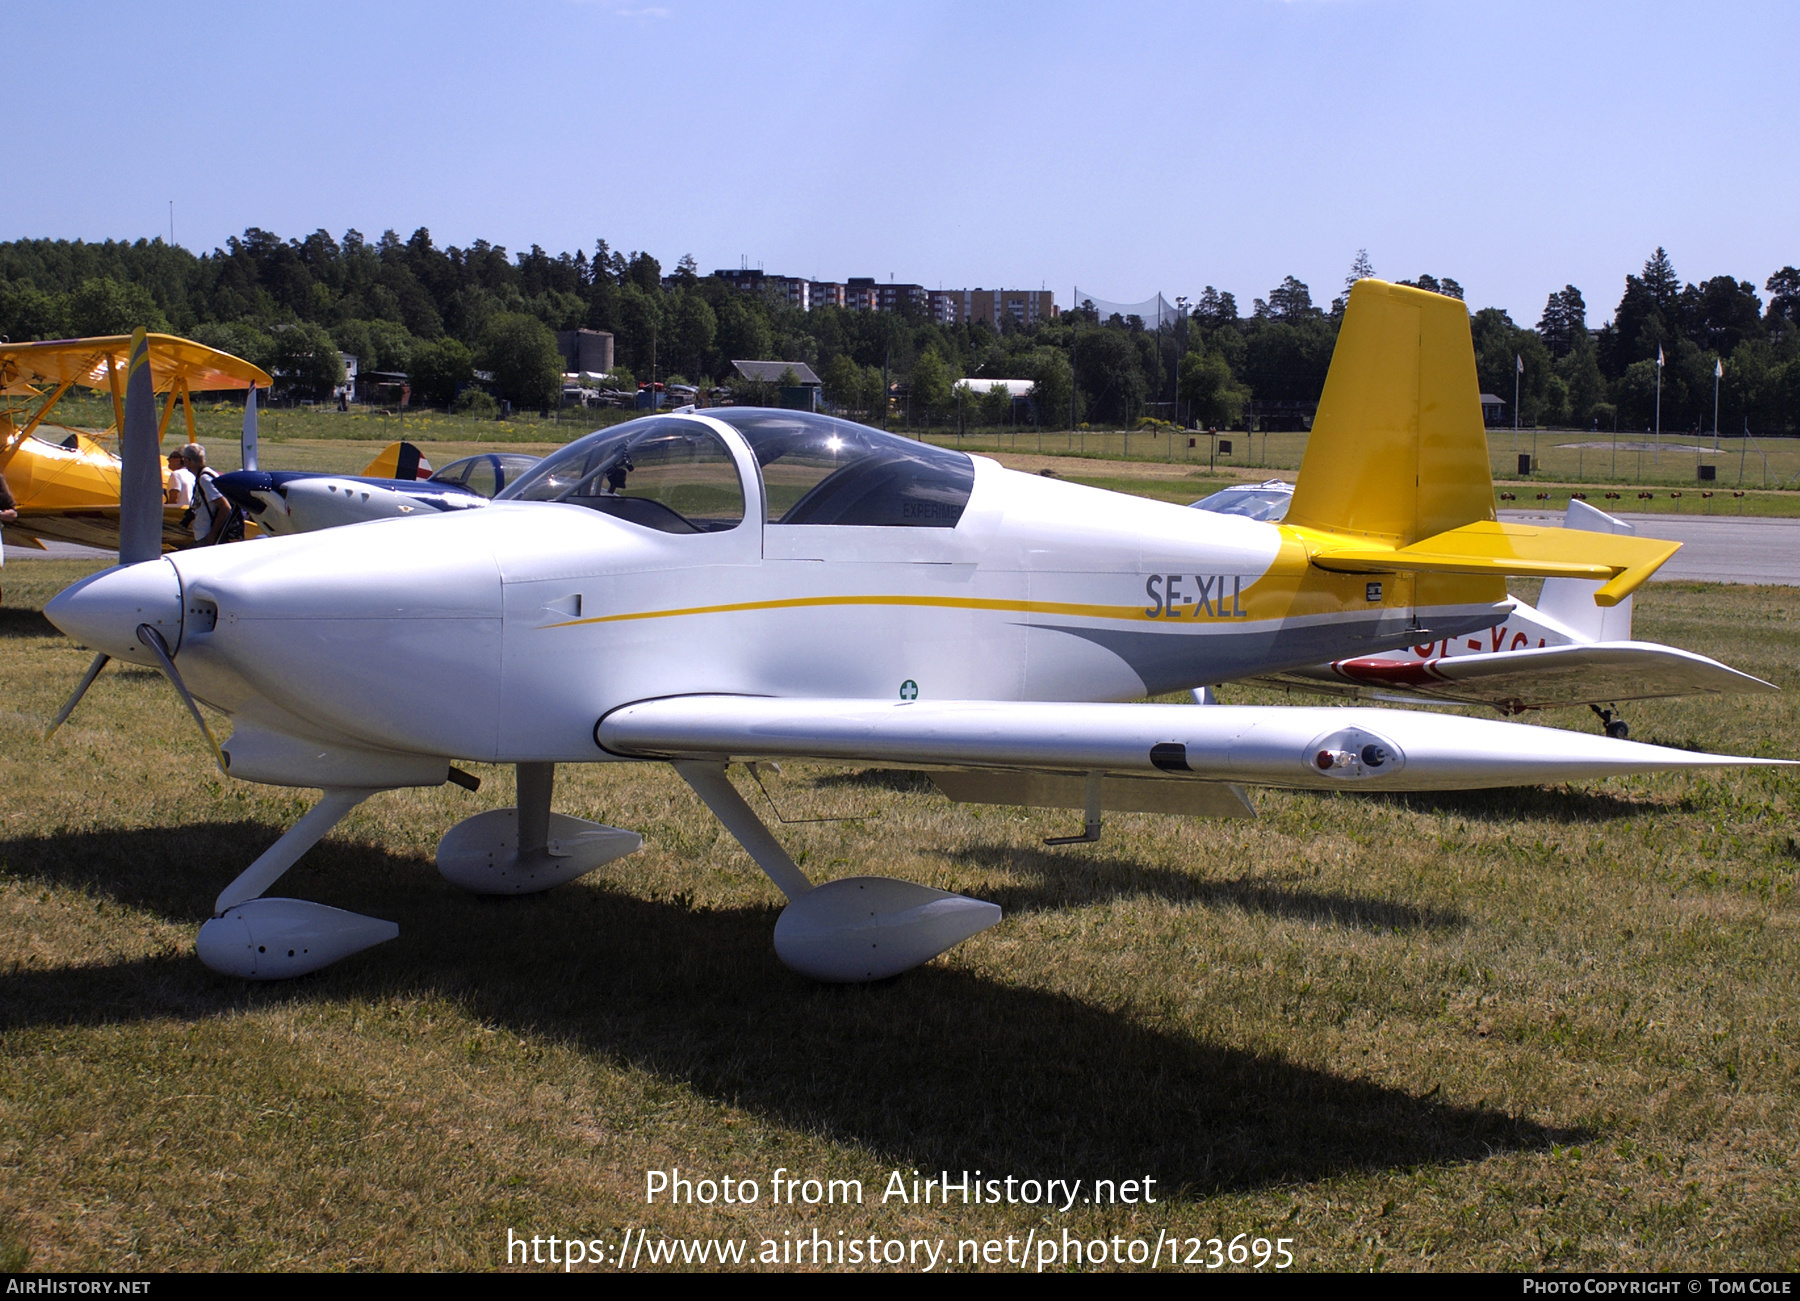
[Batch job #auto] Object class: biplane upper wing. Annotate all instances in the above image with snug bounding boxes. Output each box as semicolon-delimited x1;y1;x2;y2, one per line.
2;335;272;552
0;334;270;397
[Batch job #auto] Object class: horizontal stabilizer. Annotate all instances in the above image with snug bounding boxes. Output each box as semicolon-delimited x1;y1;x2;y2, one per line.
1307;520;1680;607
1263;641;1777;713
597;695;1785;793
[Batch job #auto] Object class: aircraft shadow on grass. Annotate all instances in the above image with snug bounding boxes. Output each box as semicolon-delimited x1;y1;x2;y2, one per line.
0;607;61;639
1366;785;1702;822
0;823;1581;1194
810;764;1696;827
808;768;938;794
940;841;1465;931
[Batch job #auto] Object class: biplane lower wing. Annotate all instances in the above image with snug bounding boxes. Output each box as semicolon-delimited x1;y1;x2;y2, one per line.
10;505;191;553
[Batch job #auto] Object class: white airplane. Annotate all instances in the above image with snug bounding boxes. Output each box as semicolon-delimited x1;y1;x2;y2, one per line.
1192;483;1775;734
215;448;540;537
42;283;1787;986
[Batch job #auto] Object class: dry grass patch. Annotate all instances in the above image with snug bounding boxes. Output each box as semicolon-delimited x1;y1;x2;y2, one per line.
1;562;1797;1270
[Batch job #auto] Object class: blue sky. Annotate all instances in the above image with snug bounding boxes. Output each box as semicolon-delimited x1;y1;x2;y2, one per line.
10;1;1796;325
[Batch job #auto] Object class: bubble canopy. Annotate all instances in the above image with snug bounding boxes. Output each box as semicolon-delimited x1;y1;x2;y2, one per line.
1189;479;1294;523
496;408;975;532
494;416;745;533
429;452;541;498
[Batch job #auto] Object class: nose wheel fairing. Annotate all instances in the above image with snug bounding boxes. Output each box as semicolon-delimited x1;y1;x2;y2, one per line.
436;807;642;893
195;787;399;980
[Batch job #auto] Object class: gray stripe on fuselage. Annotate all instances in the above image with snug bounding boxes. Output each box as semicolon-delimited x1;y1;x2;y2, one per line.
1039;608;1504;696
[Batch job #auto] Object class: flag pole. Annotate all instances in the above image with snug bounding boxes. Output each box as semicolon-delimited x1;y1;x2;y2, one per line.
1512;354;1520;462
1713;357;1723;453
1654;345;1664;468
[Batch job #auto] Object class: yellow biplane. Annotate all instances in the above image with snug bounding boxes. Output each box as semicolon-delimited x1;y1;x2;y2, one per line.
0;334;270;552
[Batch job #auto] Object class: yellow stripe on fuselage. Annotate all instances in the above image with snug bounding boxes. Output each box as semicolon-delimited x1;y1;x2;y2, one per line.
542;593;1150;628
536;527;1494;631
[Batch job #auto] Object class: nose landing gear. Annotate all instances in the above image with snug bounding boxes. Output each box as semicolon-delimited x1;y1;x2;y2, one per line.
436;762;641;894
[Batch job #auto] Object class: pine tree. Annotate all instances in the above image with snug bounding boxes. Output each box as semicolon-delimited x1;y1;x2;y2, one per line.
1537;286;1588;357
1641;247;1681;319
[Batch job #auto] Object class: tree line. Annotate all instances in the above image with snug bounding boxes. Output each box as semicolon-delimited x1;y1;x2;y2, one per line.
1;230;1797;433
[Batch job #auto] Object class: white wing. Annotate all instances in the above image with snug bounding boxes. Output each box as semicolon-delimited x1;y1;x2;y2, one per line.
1259;641;1776;713
597;696;1784;793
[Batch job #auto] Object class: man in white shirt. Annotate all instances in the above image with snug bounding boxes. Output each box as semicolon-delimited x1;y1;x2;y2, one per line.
165;450;195;508
178;444;232;545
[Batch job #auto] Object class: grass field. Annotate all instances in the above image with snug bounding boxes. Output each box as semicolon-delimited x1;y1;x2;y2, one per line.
19;389;1800;515
2;551;1797;1271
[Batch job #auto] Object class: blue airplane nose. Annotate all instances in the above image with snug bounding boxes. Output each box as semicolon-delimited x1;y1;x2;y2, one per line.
44;558;184;665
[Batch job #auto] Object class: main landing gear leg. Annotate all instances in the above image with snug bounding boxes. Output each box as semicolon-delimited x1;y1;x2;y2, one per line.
436;761;642;895
197;787;399;980
517;761;554;859
1044;771;1104;845
672;759;1000;982
1589;703;1630;740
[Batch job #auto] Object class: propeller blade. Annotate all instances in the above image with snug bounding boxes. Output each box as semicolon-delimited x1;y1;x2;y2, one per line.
43;651;111;739
135;623;226;775
117;329;163;565
241;384;259;472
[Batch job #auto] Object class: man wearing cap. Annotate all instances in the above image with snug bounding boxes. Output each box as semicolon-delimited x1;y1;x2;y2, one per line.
179;444;233;546
166;449;195;508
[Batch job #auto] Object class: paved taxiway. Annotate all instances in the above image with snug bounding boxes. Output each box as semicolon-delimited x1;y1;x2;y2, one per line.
1499;511;1800;586
5;540;114;561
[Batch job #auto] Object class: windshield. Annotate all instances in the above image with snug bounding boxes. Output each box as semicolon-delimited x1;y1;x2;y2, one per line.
429;453;541;498
1189;479;1293;522
705;408;974;527
494;416;745;533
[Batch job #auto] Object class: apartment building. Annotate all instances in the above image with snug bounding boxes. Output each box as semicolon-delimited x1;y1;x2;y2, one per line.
927;289;960;325
714;267;810;310
877;282;927;313
711;270;1055;325
843;277;880;311
959;288;1058;328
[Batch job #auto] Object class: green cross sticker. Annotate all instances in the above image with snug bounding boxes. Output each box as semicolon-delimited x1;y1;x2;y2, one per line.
899;679;919;701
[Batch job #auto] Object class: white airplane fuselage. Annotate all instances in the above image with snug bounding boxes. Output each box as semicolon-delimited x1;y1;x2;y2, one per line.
41;291;1777;985
55;437;1508;784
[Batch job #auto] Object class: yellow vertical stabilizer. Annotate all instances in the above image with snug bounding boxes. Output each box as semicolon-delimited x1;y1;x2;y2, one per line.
360;440;428;480
1285;279;1494;546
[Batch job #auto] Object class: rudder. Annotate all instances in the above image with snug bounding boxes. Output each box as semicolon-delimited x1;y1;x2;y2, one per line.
1285;280;1493;546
